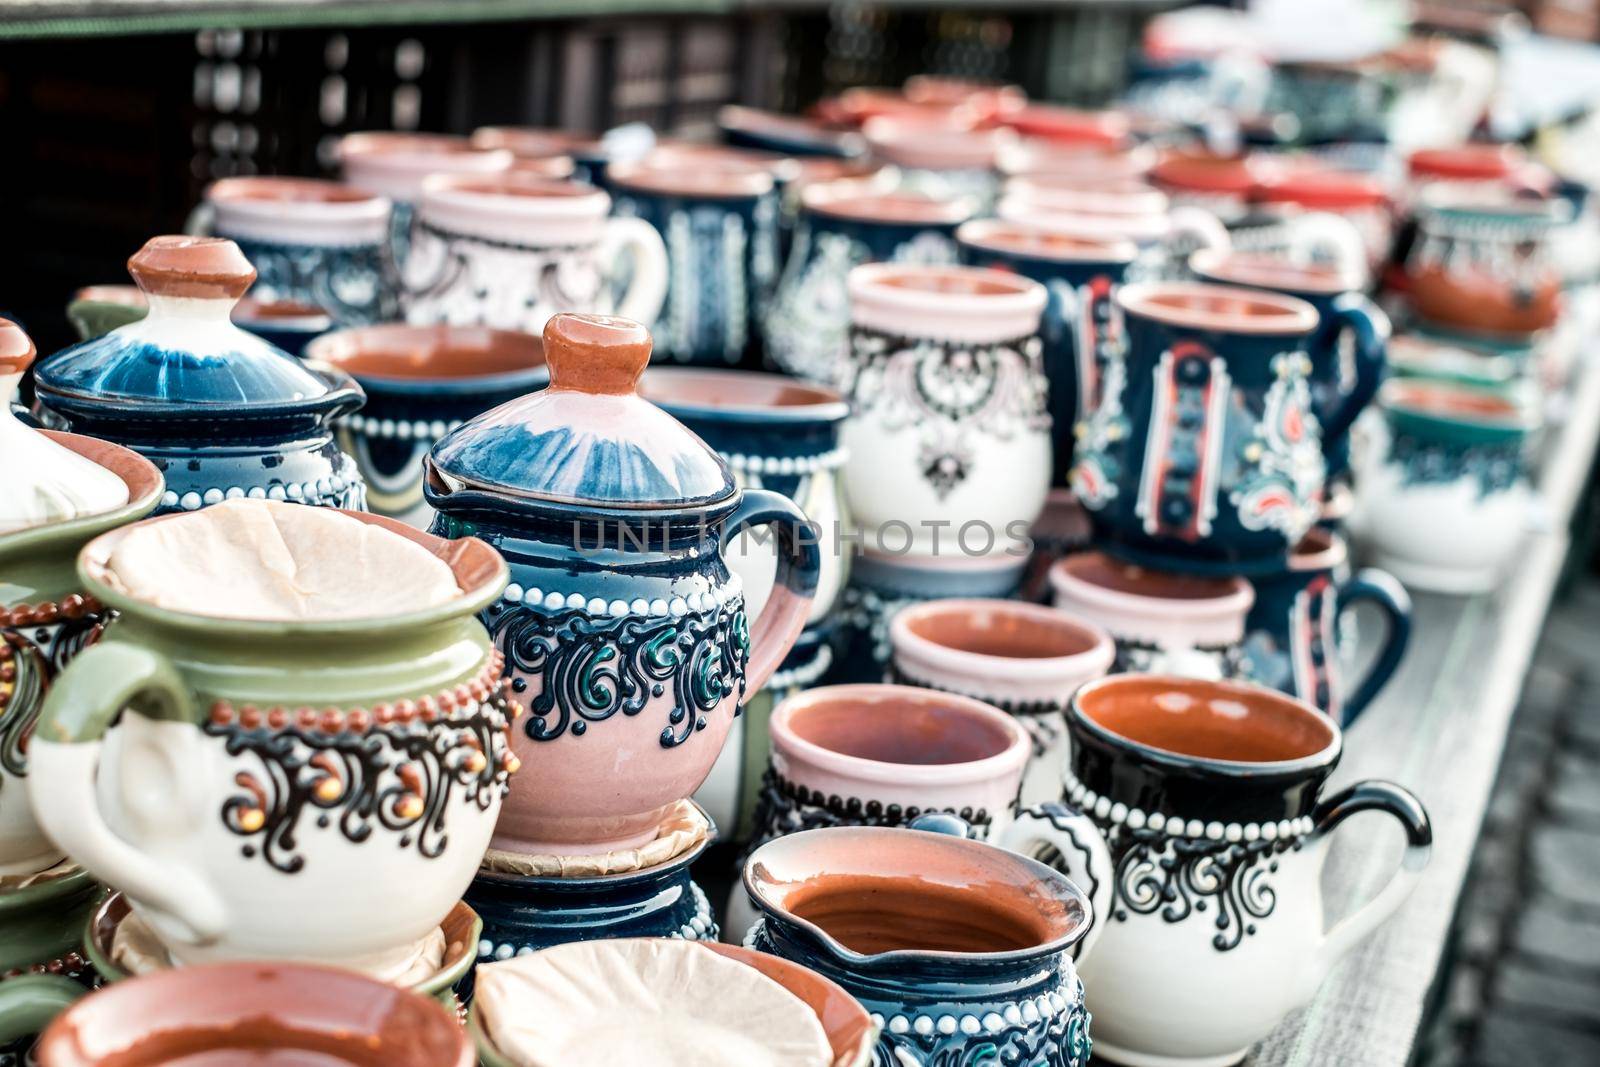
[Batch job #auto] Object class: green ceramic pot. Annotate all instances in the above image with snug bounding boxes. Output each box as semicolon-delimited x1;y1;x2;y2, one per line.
64;285;148;341
0;867;104;1049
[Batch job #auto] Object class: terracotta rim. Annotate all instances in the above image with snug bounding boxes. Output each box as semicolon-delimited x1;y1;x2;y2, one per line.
638;367;848;421
1380;378;1536;429
957;218;1138;263
848;263;1047;316
1286;526;1347;573
470;126;594;158
1005;176;1168;217
306;323;548;385
1408;144;1526;182
802;184;973;225
1048;552;1254;615
1257;170;1387;209
207;176;383;206
1117;281;1319;335
606;159;773;199
890;598;1115;680
1189;248;1366;295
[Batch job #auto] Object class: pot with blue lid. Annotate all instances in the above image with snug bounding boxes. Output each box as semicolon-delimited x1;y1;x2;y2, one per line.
32;236;367;515
424;312;821;858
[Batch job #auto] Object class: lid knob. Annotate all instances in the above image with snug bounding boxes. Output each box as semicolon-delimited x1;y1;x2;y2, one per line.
126;235;257;301
0;317;36;375
542;313;651;396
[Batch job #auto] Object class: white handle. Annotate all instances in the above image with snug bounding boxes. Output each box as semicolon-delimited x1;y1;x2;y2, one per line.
184;202;216;237
602;215;670;327
1168;205;1232;255
995;802;1114;960
1283;212;1368;277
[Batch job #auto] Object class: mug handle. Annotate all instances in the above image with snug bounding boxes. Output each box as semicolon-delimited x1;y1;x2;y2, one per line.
1309;781;1431;982
601;215;670;327
719;488;821;694
995;802;1115;961
1283;212;1367;276
0;974;85;1046
1168;206;1231;255
27;643;228;946
1335;567;1412;726
1320;294;1390;448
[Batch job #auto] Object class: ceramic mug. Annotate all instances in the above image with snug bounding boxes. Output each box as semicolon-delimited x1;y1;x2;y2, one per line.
1356;379;1539;594
743;825;1093;1067
609;161;781;366
862;119;1011;208
1071;281;1328;575
403;173;668;334
232;297;334;357
1049;550;1253;680
308;323;549;527
0;867;102;1052
205;176;397;325
840;263;1051;559
998;674;1431;1067
26;511;517;980
338;131;512;266
1242;528;1410;726
888;599;1113;806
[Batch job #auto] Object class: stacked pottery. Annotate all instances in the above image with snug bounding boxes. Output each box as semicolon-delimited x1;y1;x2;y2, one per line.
33;237;367;516
307;324;549;527
862;118;1012;208
338;131;512;265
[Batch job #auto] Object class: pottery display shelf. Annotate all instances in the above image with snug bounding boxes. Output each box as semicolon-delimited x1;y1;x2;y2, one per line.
1245;288;1600;1066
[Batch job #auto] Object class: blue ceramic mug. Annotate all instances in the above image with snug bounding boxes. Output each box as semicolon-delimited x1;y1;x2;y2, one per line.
1071;281;1328;576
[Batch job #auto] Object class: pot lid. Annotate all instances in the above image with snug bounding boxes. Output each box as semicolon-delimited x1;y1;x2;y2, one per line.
428;314;736;511
34;236;355;416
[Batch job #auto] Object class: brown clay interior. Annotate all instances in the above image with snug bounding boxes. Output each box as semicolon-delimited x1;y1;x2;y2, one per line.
235;298;330;321
904;605;1098;659
1139;288;1305;326
639;369;838;411
877;269;1024;297
1080;677;1336;764
966;224;1128;259
212;177;375;204
435;175;596;199
812;192;968;225
609;162;771;198
312;325;546;381
1197;252;1355;294
786;874;1052;955
1386;381;1520;419
1065;551;1239;601
787;693;1015;765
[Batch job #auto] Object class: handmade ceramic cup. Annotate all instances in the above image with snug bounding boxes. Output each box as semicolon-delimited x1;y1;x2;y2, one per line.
1048;551;1253;679
1190;248;1389;481
841;263;1051;559
718;104;867;159
33;961;473;1067
1356;379;1539;594
997;675;1431;1067
608;161;780;367
996;180;1231;278
426;314;820;856
34;237;367;516
0;867;101;1053
26;511;517;979
889;600;1113;806
1149;151;1266;225
765;186;973;382
1242;528;1410;726
205;176;396;325
307;323;549;527
958;220;1139;485
863;119;1011;207
338;131;512;264
403;173;668;335
1071;281;1327;575
744;825;1093;1067
65;286;146;341
1256;169;1393;274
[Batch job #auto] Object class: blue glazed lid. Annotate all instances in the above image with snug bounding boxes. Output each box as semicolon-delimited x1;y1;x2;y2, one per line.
428;313;736;511
34;236;361;422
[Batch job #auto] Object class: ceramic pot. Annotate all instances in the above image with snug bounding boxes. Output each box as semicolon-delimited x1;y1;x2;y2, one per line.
1149;151;1266;226
640;368;850;622
1048;551;1253;680
34;237;367;516
1070;281;1327;575
25;511;516;979
0;868;102;1054
1356;379;1539;594
840;263;1051;559
717;104;867;159
425;313;820;855
307;323;549;527
1241;528;1410;726
996;139;1154;183
65;286;146;342
232;297;334;357
1001;106;1130;150
1190;249;1389;481
998;674;1431;1067
764;186;972;382
205;176;396;325
338;131;512;266
889;599;1112;806
1021;488;1094;601
958;220;1139;486
744;826;1094;1067
862;119;1011;207
1385;331;1526;394
834;87;983;129
403;173;668;335
34;961;473;1067
608;161;781;367
1256;169;1393;274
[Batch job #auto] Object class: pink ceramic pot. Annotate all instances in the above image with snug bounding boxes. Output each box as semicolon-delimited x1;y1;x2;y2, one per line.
338;132;512;203
889;599;1113;805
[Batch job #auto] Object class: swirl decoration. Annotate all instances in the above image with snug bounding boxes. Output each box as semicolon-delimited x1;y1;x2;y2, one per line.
233;237;396;325
206;687;514;875
0;604;106;784
1388;435;1522;500
865;975;1090;1067
746;769;992;862
1108;825;1294;952
488;598;749;749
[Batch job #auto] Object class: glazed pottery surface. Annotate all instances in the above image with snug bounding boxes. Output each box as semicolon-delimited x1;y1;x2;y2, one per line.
744;825;1094;1067
26;510;515;979
862;120;1011;207
958;221;1139;486
0;867;102;1052
889;599;1114;806
718;104;866;159
232;297;334;357
65;286;146;342
1049;551;1253;680
308;323;549;527
998;674;1431;1067
840;263;1051;559
339;131;513;266
426;314;820;855
403;173;668;335
1255;169;1392;274
1356;379;1539;594
33;237;367;516
764;187;972;383
1241;528;1411;726
206;176;397;325
34;961;473;1067
1071;281;1328;575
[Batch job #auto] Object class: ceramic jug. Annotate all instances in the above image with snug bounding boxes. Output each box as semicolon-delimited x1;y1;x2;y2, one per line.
997;674;1431;1067
33;237;367;516
425;313;820;856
